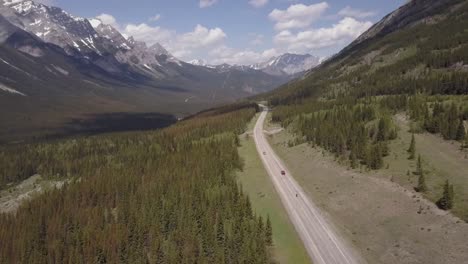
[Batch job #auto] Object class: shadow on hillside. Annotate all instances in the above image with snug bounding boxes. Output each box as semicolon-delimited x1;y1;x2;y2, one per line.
63;112;177;136
0;112;177;145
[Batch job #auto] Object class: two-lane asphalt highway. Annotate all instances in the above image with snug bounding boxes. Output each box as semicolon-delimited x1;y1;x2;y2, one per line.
253;109;365;264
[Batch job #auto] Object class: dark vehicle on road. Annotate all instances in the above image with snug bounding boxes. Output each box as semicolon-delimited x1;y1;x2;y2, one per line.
281;170;286;175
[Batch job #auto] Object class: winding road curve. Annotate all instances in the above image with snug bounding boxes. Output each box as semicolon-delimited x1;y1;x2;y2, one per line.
253;108;365;264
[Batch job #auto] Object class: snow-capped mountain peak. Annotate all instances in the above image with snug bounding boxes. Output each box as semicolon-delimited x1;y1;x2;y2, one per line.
189;59;208;66
0;0;186;78
88;18;102;29
149;42;169;56
88;17;130;50
1;0;107;56
250;53;321;76
186;53;320;75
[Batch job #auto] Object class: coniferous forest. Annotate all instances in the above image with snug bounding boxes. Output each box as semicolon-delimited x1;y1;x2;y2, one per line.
0;103;273;263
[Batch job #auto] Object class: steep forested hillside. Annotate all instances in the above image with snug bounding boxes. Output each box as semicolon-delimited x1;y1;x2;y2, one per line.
268;0;468;104
0;102;273;263
268;0;468;160
265;0;468;219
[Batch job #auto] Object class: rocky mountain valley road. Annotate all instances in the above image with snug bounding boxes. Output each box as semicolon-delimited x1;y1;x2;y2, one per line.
253;108;366;264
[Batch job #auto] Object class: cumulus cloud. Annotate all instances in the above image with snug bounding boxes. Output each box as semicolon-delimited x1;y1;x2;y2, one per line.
274;17;373;53
95;13;119;28
88;4;375;66
199;0;218;8
123;23;226;60
249;0;268;8
269;2;329;31
171;24;227;57
91;13;227;61
209;46;279;65
123;23;174;45
338;6;377;19
179;25;226;47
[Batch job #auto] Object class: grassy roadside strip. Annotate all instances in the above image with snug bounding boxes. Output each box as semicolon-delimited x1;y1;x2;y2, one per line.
236;113;311;264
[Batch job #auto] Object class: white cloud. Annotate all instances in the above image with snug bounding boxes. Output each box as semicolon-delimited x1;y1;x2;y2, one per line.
179;25;226;47
209;46;279;65
274;17;373;53
95;13;119;28
338;6;377;19
249;0;268;8
269;2;329;31
123;23;174;46
122;22;226;60
91;13;229;61
88;6;373;66
149;14;161;22
171;24;227;57
199;0;218;8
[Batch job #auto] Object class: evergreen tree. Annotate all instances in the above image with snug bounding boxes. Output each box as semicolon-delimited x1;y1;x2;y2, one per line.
437;180;454;210
381;142;389;157
369;144;383;170
216;218;225;247
456;119;465;141
234;134;241;146
416;155;423;176
376;118;387;141
349;150;357;169
416;155;427;193
449;184;454;209
265;216;273;246
408;134;416;160
417;172;427;193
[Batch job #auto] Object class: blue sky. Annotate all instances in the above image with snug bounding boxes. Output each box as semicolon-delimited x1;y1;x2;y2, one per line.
46;0;406;64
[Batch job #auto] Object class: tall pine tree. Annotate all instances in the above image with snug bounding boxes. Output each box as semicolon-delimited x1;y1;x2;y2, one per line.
456;119;465;141
416;155;427;193
437;180;454;210
265;215;273;246
408;134;416;160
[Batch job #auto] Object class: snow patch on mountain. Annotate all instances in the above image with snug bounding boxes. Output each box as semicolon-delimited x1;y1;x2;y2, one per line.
0;83;26;96
0;57;34;77
51;64;69;75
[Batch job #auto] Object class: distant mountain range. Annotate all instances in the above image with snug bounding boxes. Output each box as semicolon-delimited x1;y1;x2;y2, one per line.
189;53;322;76
0;0;310;141
250;53;321;76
